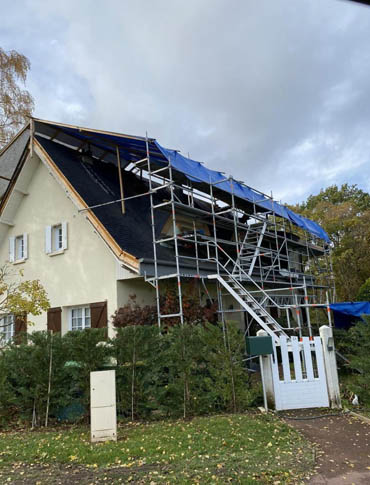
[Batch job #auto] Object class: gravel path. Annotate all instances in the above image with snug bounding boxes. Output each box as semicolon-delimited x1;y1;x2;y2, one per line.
284;410;370;484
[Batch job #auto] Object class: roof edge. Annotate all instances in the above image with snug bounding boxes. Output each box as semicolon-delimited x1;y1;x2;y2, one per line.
0;122;30;158
32;117;155;143
33;137;139;272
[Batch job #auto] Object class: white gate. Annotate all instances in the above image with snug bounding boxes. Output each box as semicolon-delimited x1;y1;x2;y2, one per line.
271;336;329;410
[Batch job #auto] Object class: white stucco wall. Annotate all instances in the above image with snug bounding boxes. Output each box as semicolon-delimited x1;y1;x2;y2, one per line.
0;154;124;337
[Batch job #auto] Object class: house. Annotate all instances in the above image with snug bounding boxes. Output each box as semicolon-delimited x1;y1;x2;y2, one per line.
0;118;333;344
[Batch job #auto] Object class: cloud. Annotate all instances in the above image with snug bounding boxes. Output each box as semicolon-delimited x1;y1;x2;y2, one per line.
2;0;370;203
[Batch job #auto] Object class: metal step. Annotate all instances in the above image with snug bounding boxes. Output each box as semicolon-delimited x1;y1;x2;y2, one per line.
208;273;288;344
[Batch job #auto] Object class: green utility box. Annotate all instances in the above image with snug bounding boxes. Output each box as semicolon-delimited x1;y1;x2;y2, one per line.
245;336;273;356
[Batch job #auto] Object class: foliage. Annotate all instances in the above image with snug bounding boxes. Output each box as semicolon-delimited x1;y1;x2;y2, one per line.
200;321;254;413
0;265;49;339
293;184;370;300
112;325;159;420
0;321;258;427
339;316;370;406
0;329;110;426
0;415;314;484
0;332;69;426
112;284;217;329
149;323;216;418
356;277;370;301
0;47;34;147
112;294;157;327
61;329;113;409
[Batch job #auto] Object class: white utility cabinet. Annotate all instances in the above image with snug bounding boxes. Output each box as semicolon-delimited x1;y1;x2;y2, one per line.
90;370;117;442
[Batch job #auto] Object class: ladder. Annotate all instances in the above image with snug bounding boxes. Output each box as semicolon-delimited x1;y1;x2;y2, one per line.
208;273;288;344
235;221;268;276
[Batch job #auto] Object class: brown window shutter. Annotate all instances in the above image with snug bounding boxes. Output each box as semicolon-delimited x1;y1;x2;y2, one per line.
90;301;108;329
14;313;27;344
47;307;62;333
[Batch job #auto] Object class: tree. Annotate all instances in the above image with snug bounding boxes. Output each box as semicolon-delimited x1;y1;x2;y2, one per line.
0;265;49;343
292;184;370;301
0;47;34;148
356;278;370;301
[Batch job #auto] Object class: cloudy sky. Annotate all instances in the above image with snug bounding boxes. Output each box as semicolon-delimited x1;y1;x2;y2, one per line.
2;0;370;204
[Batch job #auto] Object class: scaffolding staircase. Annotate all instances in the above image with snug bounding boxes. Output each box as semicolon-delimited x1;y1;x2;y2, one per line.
207;241;288;344
208;273;288;344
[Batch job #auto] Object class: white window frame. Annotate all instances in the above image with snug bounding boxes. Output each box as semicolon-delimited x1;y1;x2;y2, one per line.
52;224;63;252
9;233;28;263
0;314;15;345
45;222;68;255
69;306;91;331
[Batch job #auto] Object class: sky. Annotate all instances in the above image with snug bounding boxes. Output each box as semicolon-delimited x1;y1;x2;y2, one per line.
2;0;370;204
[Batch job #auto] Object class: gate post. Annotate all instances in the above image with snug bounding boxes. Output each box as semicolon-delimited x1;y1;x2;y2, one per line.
319;325;341;409
257;330;275;408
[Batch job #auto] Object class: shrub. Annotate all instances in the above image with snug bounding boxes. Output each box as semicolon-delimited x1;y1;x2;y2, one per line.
112;286;217;329
0;332;70;426
356;278;370;301
340;316;370;406
112;325;160;419
0;319;257;427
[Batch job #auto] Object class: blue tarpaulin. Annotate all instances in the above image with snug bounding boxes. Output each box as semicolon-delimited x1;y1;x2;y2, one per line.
34;120;330;244
155;141;330;243
329;302;370;329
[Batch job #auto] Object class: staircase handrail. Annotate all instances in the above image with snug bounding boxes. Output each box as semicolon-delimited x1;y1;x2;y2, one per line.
207;241;297;311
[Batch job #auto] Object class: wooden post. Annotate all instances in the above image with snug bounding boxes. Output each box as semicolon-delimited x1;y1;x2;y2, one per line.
319;325;341;409
116;146;125;214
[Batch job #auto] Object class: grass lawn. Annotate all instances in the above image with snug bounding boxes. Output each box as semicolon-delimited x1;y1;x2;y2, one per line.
0;413;314;484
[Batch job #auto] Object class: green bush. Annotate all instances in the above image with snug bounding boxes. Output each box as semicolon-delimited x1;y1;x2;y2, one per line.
342;316;370;406
356;278;370;301
0;322;259;428
112;325;160;419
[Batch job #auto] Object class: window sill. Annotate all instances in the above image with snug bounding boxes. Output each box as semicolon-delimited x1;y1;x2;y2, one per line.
48;249;65;257
12;259;26;265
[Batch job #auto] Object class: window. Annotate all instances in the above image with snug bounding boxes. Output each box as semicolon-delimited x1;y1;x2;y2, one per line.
0;315;14;344
45;222;67;254
70;307;91;331
52;224;63;252
9;234;28;262
16;235;24;260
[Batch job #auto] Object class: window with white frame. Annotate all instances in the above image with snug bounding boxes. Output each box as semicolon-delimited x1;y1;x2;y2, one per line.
16;235;24;260
9;234;28;263
45;222;67;254
70;307;91;331
52;224;63;252
0;314;14;344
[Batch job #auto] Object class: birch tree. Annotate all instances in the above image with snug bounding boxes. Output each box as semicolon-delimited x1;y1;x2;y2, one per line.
0;47;34;148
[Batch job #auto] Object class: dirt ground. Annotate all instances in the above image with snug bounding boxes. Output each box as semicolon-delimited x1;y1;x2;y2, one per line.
283;409;370;484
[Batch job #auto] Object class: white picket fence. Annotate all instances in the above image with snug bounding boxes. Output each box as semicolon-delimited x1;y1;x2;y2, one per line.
271;336;329;411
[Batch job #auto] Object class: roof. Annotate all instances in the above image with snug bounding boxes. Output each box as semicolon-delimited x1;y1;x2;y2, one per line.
32;118;330;243
0;119;331;274
0;127;30;198
35;135;172;262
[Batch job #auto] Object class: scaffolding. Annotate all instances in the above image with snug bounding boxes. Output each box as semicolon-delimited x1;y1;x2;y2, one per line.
127;135;334;341
29;118;335;344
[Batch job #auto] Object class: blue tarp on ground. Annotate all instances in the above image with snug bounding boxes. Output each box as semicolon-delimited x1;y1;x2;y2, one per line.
329;302;370;329
155;141;330;243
